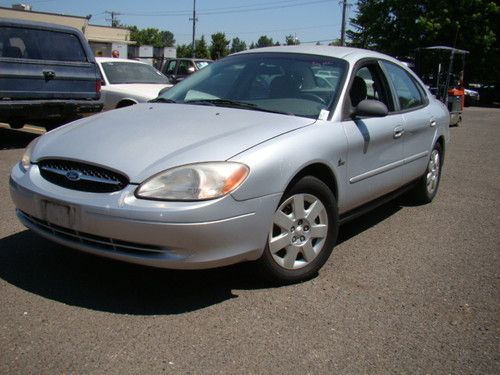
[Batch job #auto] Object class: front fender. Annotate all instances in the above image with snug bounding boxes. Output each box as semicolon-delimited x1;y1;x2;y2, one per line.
230;120;348;205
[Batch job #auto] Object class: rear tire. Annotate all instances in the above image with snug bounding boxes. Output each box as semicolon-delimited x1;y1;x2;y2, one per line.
408;142;442;204
257;176;339;283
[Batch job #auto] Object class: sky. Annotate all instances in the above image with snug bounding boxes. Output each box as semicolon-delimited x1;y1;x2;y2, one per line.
0;0;356;46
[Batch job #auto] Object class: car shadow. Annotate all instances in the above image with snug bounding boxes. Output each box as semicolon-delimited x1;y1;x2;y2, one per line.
0;201;403;315
0;230;262;315
337;199;403;244
0;128;41;150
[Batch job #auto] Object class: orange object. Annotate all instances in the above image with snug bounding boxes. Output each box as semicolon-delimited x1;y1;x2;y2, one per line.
448;87;465;109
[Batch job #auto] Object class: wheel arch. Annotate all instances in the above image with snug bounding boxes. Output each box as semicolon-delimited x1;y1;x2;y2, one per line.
116;99;138;108
285;162;339;202
436;135;445;165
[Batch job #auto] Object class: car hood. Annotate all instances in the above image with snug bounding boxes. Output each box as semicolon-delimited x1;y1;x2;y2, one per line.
33;103;315;182
103;83;173;99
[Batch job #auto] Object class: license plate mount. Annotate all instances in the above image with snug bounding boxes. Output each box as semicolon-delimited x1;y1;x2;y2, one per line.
42;200;74;228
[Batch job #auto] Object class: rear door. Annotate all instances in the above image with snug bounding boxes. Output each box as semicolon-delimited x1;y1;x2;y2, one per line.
0;24;99;100
381;61;436;181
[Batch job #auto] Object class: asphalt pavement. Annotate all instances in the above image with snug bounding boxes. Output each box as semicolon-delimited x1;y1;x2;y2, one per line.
0;108;498;374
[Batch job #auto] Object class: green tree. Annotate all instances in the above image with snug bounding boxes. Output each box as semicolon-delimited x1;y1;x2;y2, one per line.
209;32;230;60
195;36;210;59
128;26;176;48
285;34;300;45
348;0;500;82
256;35;274;48
230;37;247;53
176;44;192;58
160;31;175;48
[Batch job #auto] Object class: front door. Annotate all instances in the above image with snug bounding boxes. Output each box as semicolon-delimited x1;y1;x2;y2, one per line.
341;63;405;212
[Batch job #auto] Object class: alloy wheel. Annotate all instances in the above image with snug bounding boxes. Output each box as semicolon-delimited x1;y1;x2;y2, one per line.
268;193;328;270
426;149;440;195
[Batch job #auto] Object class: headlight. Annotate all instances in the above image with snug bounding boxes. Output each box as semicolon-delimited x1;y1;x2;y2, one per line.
135;162;249;201
20;138;40;172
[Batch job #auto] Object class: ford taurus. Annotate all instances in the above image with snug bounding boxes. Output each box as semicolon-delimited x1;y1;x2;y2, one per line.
10;46;450;282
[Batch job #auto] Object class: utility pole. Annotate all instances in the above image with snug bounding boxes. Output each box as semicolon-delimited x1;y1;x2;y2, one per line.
105;11;121;28
190;0;198;57
340;0;347;46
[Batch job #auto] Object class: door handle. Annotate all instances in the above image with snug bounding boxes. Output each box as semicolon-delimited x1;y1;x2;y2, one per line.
43;70;56;80
393;126;404;139
430;119;437;127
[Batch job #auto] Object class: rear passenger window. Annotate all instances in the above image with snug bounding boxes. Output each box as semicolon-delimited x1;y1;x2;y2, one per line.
382;61;425;110
0;26;86;62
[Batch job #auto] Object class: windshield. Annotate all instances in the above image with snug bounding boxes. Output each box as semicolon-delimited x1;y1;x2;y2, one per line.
101;61;169;84
158;53;347;119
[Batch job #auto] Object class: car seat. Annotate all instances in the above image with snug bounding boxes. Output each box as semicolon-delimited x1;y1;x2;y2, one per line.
350;76;367;106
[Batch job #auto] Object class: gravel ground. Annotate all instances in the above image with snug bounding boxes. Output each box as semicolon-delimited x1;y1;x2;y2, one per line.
0;107;498;374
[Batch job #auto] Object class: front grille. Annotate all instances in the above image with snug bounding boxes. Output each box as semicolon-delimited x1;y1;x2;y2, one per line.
38;159;129;193
19;210;165;256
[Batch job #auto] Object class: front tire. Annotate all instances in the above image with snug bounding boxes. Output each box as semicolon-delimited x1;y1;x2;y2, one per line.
258;176;339;283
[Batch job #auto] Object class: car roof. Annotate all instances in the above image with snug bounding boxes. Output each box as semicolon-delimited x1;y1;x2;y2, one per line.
234;45;401;65
0;17;82;34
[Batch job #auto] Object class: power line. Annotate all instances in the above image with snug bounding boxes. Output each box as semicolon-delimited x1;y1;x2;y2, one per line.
119;0;322;16
224;23;339;36
105;11;121;27
118;0;333;17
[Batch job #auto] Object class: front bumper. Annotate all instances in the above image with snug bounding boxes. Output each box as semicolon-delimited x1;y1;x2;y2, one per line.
10;163;281;269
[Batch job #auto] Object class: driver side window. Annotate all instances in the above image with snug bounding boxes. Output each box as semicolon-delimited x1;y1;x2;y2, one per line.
350;64;393;111
164;60;177;75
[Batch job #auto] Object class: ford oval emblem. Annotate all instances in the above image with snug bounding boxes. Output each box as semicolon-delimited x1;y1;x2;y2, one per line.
66;170;81;181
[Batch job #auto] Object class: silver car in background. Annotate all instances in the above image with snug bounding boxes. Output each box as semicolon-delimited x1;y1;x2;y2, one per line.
10;46;450;283
96;57;172;110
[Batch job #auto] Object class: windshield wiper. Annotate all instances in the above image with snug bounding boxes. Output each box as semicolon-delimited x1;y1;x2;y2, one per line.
185;99;294;116
149;97;176;103
188;99;257;109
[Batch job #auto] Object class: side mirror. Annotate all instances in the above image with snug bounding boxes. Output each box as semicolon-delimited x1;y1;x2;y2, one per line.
187;66;196;73
352;99;388;118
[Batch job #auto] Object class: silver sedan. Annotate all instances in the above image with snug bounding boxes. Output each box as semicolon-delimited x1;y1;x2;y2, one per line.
10;46;450;283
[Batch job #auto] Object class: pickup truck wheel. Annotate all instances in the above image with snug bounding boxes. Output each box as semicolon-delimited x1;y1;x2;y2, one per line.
116;100;136;109
258;176;338;283
408;142;442;204
9;121;24;129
